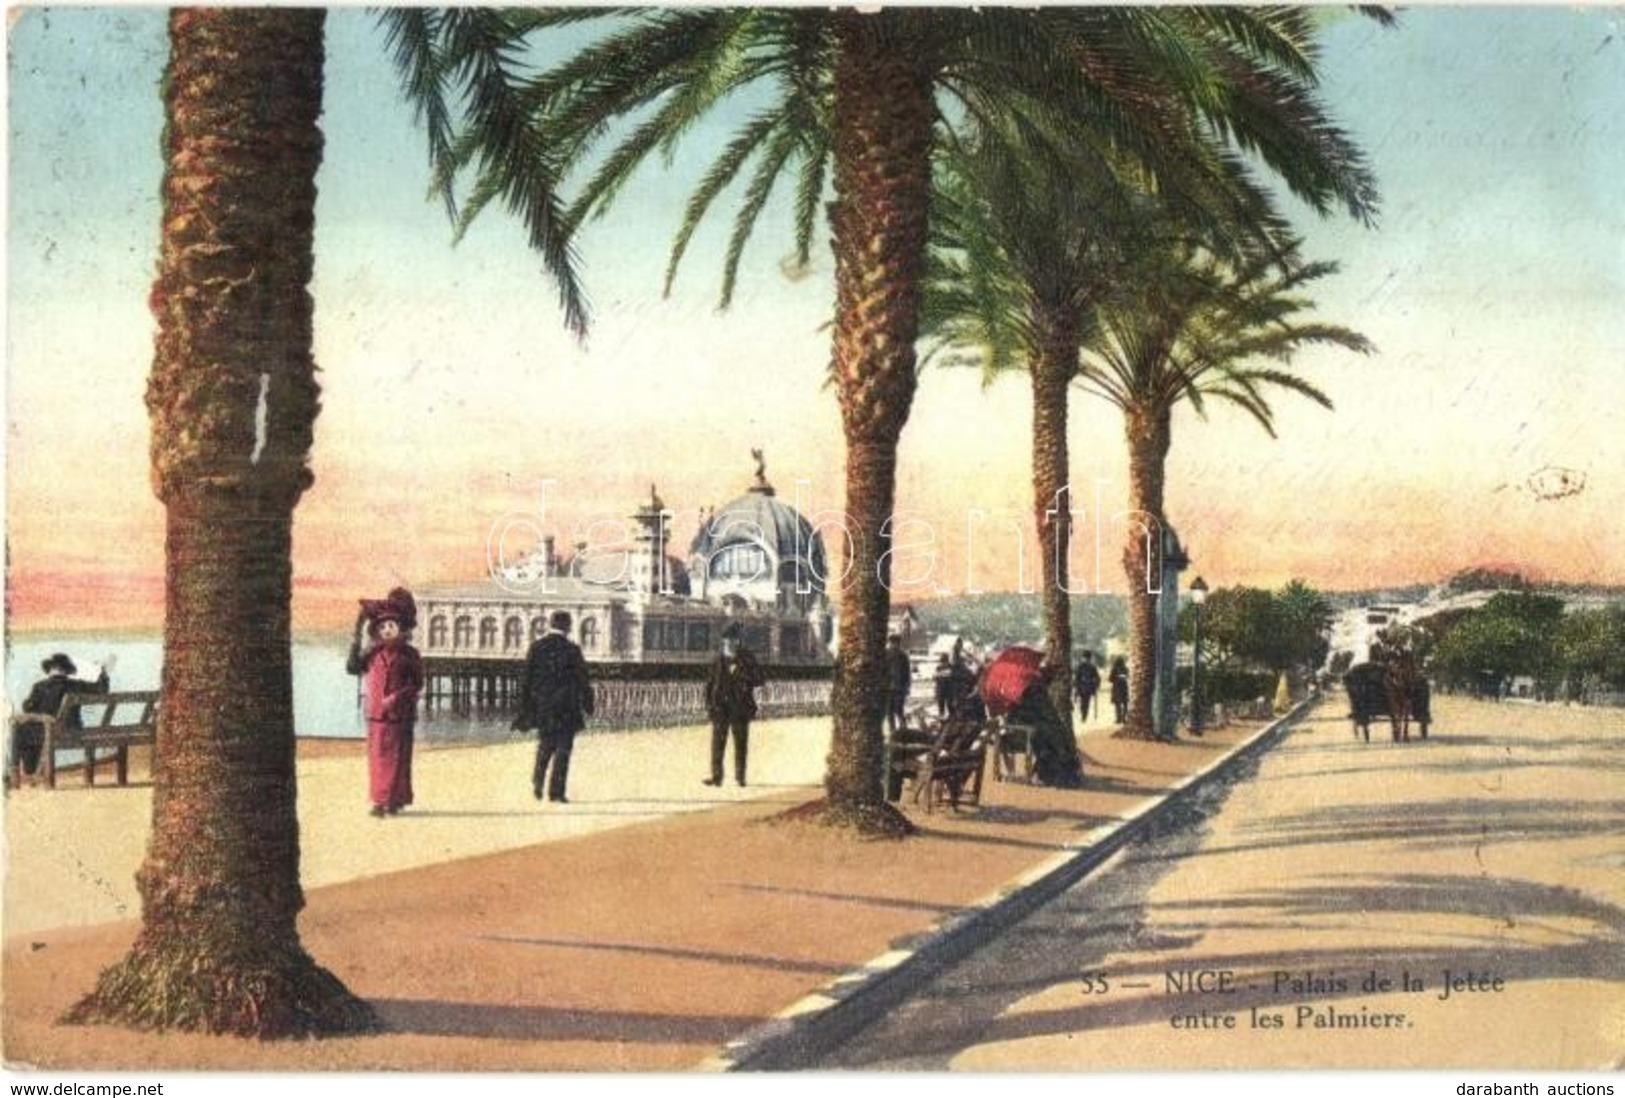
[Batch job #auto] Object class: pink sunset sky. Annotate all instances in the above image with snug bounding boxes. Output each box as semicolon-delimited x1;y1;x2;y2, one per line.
6;9;1622;634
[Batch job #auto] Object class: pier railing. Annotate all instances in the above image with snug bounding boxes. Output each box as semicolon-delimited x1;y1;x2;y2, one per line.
587;678;832;727
418;658;832;728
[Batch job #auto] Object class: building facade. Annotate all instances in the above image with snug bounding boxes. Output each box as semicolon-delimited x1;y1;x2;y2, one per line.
415;462;835;670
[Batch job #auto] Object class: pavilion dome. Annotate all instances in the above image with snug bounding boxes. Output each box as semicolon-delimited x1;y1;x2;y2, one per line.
689;475;828;598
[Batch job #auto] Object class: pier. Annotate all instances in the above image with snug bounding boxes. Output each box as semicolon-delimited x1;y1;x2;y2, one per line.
419;657;833;727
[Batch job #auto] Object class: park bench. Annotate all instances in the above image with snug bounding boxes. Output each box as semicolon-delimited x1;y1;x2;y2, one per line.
885;711;990;814
8;690;160;790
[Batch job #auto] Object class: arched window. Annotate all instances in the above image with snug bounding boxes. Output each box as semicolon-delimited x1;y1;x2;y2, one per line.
710;541;771;583
580;617;599;652
429;616;448;649
453;616;474;649
479;616;499;650
504;616;524;651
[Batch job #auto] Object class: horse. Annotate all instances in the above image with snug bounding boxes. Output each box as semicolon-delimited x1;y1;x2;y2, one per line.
1344;660;1432;743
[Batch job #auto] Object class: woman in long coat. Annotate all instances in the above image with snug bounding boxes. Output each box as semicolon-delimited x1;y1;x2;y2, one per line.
347;587;424;817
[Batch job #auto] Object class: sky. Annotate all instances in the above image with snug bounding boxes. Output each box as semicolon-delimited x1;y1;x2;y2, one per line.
4;5;1624;633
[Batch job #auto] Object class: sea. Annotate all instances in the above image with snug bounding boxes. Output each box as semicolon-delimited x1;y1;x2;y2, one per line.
4;634;522;746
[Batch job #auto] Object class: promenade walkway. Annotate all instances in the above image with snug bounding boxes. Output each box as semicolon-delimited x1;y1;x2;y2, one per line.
4;705;1267;1071
818;696;1625;1071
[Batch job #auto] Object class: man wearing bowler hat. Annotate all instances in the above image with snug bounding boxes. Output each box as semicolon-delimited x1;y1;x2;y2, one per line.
704;622;766;788
514;610;594;804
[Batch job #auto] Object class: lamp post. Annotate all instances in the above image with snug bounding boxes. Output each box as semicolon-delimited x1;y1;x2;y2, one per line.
1189;575;1209;737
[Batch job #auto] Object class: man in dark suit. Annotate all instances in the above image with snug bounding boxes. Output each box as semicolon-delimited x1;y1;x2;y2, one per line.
1073;650;1101;723
11;653;109;782
513;610;594;804
885;633;912;734
704;623;765;787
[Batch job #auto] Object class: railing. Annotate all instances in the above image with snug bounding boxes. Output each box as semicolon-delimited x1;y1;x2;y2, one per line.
587;678;832;728
589;681;705;726
420;672;833;729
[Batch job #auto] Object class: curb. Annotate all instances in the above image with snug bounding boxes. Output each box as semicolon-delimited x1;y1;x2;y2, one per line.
700;697;1318;1072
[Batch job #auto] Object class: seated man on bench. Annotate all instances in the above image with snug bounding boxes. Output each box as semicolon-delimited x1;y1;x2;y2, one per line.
11;652;110;783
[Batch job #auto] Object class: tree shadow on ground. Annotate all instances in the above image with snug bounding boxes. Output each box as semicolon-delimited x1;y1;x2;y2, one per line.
964;803;1116;829
372;996;759;1043
474;932;848;976
1147;797;1625;864
818;742;1624;1070
912;869;1625;1059
723;882;961;917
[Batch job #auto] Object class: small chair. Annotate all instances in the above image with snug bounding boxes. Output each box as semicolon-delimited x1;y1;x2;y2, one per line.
992;717;1037;783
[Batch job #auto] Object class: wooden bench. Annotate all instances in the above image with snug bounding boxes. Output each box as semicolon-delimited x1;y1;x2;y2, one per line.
9;691;160;789
885;713;990;814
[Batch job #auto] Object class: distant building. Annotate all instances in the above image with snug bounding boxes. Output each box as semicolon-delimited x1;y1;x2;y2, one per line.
416;459;835;669
1326;589;1499;667
888;605;926;652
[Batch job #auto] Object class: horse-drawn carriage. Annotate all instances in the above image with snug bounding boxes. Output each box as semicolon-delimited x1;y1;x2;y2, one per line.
1343;660;1432;743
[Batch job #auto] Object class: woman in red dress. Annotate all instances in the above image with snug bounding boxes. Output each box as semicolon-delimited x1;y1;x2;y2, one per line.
347;588;424;817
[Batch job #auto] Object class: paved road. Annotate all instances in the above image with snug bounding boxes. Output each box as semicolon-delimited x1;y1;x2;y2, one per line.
813;695;1625;1071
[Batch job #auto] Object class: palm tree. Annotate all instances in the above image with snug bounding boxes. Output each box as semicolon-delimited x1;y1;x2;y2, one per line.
445;6;1379;833
1080;239;1374;739
67;9;585;1039
924;110;1291;740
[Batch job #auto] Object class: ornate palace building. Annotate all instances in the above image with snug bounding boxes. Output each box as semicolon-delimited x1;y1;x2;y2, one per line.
414;458;835;674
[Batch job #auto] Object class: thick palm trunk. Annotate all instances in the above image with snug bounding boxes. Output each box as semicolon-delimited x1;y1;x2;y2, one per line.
68;9;372;1037
821;13;935;836
1029;309;1078;742
1119;405;1172;741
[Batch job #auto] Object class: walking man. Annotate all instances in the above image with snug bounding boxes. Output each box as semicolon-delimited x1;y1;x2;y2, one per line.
704;622;765;787
514;610;594;804
1073;650;1101;724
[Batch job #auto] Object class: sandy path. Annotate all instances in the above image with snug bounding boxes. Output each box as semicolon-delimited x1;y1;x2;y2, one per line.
3;718;831;938
1;709;1265;1071
829;696;1625;1071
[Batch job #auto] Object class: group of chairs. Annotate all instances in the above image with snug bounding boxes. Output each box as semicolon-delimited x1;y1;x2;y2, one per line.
884;706;1038;813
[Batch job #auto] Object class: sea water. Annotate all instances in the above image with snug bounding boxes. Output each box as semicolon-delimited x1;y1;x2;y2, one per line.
4;635;521;746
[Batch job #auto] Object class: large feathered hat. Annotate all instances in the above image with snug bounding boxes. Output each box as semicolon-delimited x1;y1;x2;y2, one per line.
360;587;418;630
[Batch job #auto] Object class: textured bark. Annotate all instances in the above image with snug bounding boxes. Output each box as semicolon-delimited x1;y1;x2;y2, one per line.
1029;307;1078;736
68;9;372;1037
1118;404;1172;741
821;13;936;836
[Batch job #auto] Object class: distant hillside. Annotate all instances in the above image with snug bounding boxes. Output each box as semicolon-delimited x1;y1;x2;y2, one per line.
902;578;1624;654
909;593;1127;652
1323;585;1432;611
1325;580;1625;610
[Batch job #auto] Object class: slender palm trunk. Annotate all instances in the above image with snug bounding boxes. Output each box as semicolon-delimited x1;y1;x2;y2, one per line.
68;9;372;1037
821;13;935;835
1119;404;1172;740
1029;308;1078;738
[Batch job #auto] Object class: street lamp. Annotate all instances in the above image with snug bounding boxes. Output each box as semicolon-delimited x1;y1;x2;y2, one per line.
1189;575;1209;737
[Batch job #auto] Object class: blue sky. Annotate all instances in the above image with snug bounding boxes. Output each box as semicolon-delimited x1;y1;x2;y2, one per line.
5;6;1623;628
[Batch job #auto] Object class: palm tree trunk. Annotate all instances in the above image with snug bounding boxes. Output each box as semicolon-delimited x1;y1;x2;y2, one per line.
67;9;372;1038
821;13;935;836
1029;308;1078;740
1119;404;1172;741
